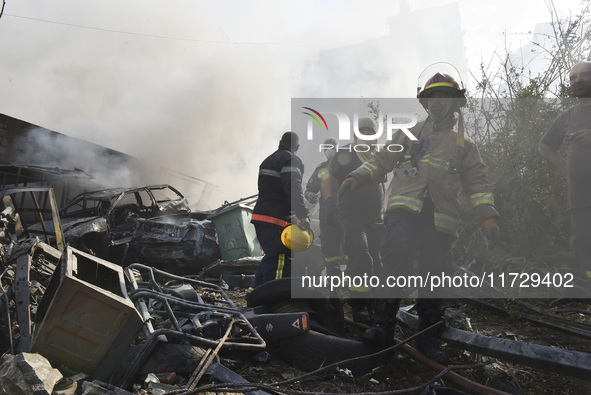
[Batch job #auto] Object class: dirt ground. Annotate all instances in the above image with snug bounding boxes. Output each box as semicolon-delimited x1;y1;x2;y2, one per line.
447;299;591;394
197;290;591;395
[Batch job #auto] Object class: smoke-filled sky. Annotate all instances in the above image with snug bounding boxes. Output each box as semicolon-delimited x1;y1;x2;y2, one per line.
0;0;584;208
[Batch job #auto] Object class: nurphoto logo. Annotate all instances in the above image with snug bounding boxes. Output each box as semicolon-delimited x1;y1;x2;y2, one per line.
302;106;419;153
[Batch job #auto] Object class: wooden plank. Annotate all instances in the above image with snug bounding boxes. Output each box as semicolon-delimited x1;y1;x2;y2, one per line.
469;298;591;340
14;253;32;351
397;308;591;381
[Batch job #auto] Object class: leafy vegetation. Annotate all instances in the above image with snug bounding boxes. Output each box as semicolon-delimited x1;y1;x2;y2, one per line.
455;1;591;268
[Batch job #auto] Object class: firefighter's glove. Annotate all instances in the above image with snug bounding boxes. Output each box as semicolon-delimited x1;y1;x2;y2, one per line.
338;177;359;200
298;217;311;231
304;191;319;204
324;196;340;226
482;217;500;245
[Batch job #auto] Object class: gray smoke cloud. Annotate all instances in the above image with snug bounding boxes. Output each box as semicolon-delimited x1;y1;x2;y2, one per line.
8;128;152;188
0;0;582;209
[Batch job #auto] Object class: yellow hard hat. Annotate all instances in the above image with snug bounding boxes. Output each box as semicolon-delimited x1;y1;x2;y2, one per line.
281;224;314;251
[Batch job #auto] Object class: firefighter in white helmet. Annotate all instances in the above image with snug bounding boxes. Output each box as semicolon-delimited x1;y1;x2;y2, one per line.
339;63;500;364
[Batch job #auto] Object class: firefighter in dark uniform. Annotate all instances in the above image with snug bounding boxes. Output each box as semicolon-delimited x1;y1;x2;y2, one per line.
249;131;310;291
321;118;385;324
304;137;343;277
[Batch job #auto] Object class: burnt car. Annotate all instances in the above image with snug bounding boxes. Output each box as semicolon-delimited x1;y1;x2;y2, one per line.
33;185;191;264
127;215;221;274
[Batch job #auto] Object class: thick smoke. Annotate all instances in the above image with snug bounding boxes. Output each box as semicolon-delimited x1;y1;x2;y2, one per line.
8;128;151;188
0;0;583;210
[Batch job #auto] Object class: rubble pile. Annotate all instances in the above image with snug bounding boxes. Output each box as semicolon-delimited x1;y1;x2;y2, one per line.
2;186;591;394
0;187;275;393
0;353;63;395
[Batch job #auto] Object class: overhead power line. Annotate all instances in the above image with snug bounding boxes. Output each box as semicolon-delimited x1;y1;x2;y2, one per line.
5;13;234;43
4;13;319;45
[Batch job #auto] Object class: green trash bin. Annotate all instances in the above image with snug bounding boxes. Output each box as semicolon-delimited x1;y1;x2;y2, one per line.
208;204;262;261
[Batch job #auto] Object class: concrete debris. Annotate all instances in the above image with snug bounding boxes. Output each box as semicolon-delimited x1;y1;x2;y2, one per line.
0;352;63;395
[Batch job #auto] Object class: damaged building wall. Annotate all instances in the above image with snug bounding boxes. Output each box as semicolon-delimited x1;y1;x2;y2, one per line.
0;113;220;210
0;165;102;209
0;112;149;187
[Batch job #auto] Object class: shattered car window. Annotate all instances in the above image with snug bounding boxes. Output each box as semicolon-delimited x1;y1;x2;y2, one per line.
60;196;114;218
117;192;140;206
149;185;190;215
135;190;152;211
151;187;183;203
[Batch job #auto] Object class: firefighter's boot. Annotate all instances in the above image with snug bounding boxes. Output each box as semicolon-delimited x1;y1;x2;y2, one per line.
325;263;342;277
348;298;371;325
415;308;449;365
363;298;400;346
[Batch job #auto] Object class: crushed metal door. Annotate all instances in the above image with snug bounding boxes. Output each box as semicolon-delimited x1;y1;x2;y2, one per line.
30;247;143;381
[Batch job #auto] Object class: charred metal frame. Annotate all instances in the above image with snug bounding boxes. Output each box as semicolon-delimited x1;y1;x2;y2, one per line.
119;263;266;389
125;263;264;349
1;187;65;251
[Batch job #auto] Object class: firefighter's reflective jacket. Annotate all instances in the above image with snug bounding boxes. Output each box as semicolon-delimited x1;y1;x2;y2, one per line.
306;160;330;195
348;119;499;236
252;146;308;228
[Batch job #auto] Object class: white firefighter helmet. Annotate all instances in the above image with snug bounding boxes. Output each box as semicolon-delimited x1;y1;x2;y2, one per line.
417;62;467;108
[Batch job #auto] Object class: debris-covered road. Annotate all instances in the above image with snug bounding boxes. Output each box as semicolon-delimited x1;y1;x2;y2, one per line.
1;186;591;395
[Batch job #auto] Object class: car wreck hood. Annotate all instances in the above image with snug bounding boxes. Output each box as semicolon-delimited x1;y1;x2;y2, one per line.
60;216;107;235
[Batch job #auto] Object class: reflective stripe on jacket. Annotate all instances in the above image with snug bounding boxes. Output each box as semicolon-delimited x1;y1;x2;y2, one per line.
349;119;499;236
252;146;308;227
251;214;290;228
